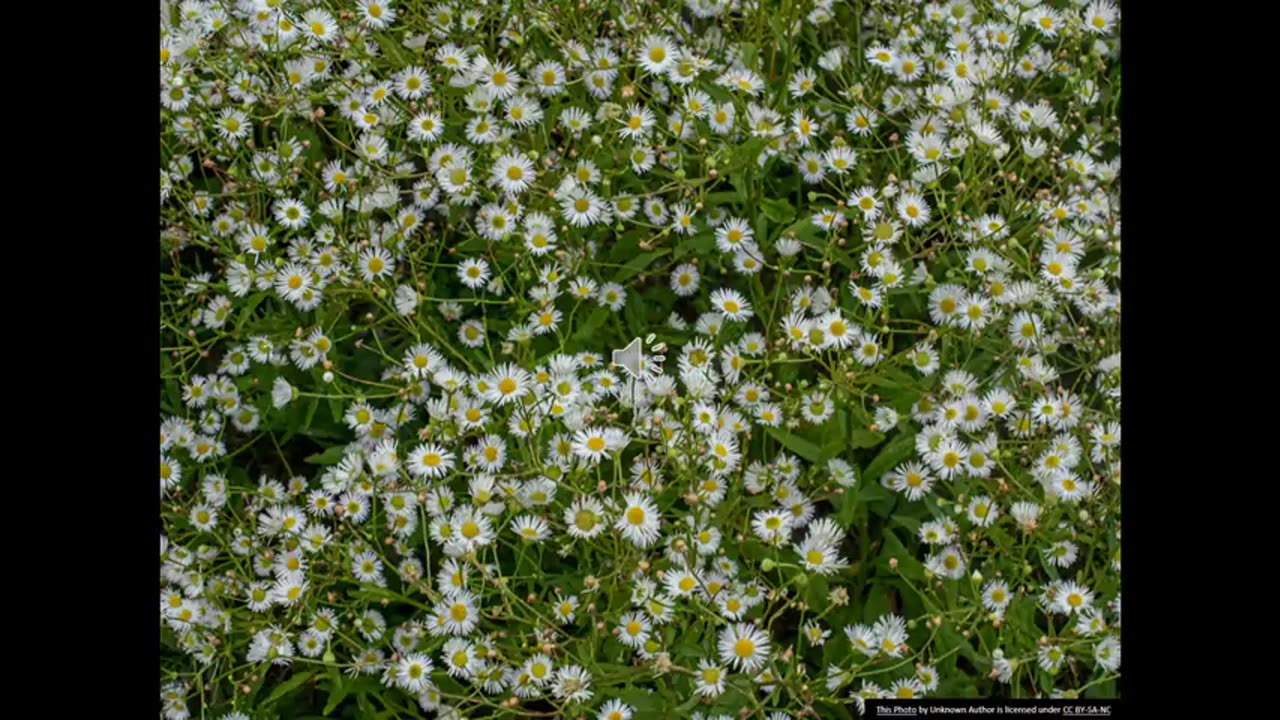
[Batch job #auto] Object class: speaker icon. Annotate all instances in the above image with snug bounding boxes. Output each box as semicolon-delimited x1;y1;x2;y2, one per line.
611;338;644;380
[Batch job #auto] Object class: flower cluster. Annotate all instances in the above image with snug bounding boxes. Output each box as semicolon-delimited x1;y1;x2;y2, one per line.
160;0;1121;717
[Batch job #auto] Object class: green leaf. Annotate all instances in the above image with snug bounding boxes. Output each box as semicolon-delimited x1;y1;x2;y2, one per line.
820;440;846;461
1085;679;1117;698
322;668;349;715
794;221;860;269
236;291;269;332
302;397;319;431
305;445;348;465
865;367;919;392
964;350;998;377
837;489;860;529
848;428;886;449
568;307;609;347
890;513;922;536
618;687;663;715
858;479;894;503
1006;596;1037;638
760;197;796;225
731;172;749;204
373;32;410;66
863;432;917;485
613;249;668;283
936;623;980;665
1039;669;1056;694
799;565;826;598
263;670;314;705
162;355;182;410
703;191;739;208
282;125;326;166
878;529;925;582
674;231;715;260
767;427;823;463
623;292;647;337
862;582;894;622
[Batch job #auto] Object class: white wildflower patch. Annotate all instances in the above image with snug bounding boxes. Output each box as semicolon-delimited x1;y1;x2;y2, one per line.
160;1;1122;717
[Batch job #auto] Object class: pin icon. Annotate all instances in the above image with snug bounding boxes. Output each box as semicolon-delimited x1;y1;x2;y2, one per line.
611;338;644;380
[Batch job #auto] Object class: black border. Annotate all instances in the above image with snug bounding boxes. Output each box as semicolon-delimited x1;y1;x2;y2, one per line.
38;0;1172;712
